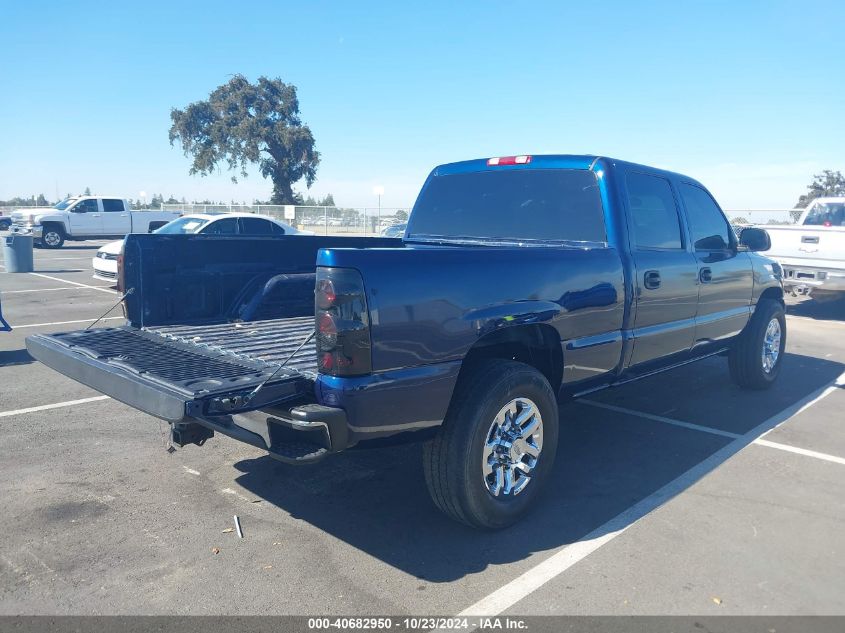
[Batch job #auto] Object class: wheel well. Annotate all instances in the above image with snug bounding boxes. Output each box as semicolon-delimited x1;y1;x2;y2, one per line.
459;324;563;391
759;286;784;307
41;221;65;235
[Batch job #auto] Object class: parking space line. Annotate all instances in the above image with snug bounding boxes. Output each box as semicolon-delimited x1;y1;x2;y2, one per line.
580;400;742;439
2;287;86;294
13;316;124;329
754;439;845;465
33;257;95;261
450;371;845;623
29;272;117;294
0;396;110;419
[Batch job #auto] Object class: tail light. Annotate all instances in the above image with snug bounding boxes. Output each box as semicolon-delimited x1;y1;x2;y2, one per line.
315;267;372;376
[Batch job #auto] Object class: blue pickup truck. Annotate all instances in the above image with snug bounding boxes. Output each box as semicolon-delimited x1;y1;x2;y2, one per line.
27;155;784;529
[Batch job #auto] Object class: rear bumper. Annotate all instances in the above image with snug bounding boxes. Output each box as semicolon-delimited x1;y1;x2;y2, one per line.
781;266;845;292
187;401;349;464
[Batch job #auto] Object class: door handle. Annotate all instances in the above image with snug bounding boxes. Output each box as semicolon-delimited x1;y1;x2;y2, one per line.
643;270;661;289
699;267;712;283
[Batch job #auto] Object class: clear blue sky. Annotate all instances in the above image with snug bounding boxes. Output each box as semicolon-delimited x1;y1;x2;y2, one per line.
2;0;842;209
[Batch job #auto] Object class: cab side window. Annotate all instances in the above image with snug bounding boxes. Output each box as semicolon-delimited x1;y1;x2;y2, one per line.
680;183;731;251
626;172;683;249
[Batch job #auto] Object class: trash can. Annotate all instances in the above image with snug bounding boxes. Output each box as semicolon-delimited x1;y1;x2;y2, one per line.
3;234;34;273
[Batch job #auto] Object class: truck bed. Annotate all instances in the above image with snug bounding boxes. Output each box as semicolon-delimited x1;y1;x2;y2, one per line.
148;316;317;376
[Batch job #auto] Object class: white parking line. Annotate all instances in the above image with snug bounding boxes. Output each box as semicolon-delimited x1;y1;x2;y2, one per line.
12;316;124;329
450;371;845;623
0;396;110;418
582;372;845;465
580;400;742;439
754;439;845;466
29;272;117;294
2;287;86;294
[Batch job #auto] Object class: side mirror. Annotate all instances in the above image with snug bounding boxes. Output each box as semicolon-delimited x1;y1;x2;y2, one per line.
739;227;771;252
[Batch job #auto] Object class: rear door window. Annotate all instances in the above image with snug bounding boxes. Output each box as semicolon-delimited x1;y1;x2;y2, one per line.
102;199;125;212
626;172;683;249
202;218;238;235
679;183;732;251
239;217;276;235
407;169;606;243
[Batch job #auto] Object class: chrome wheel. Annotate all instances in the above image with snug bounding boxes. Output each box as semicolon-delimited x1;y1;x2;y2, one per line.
762;318;781;374
482;397;543;497
43;231;61;247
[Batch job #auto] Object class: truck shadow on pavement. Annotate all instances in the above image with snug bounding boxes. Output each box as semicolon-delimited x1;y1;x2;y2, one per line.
232;352;843;582
0;348;33;367
786;296;845;322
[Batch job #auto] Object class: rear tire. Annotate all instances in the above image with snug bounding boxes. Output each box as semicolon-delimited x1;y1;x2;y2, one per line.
40;224;65;249
729;299;786;390
423;359;559;529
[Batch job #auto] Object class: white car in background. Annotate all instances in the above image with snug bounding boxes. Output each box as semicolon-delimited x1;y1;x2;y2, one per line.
92;213;310;284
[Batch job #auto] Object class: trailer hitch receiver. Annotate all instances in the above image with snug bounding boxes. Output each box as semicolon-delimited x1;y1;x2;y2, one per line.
171;422;214;447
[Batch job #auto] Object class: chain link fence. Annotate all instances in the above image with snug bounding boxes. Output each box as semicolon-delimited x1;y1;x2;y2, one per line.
1;203;806;235
160;204;411;235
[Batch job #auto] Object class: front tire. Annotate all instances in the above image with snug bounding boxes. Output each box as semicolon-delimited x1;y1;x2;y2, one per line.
40;224;65;249
423;359;559;529
729;298;786;390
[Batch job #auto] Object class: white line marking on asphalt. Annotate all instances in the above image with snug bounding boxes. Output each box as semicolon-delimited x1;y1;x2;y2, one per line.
580;400;742;439
0;396;110;418
183;466;201;476
28;272;117;294
12;316;124;329
753;439;845;465
2;287;85;294
449;371;845;623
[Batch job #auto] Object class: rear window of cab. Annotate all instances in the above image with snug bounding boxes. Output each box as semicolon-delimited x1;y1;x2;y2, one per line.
407;169;606;244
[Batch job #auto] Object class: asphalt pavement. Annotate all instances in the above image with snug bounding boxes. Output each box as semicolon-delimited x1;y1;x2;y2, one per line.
1;239;843;616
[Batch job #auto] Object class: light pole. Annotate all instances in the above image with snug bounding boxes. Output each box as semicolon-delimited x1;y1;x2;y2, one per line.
373;185;384;234
139;191;147;209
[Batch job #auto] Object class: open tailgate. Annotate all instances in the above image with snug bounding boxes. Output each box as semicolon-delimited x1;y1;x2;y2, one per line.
25;324;315;423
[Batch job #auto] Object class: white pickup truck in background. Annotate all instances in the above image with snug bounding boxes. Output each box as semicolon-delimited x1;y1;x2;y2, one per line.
759;197;845;300
10;196;181;248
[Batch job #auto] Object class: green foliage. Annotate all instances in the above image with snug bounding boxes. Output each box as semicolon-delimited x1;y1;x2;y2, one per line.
302;193;336;207
84;187;91;196
0;195;52;207
169;74;320;205
795;170;845;208
394;209;408;222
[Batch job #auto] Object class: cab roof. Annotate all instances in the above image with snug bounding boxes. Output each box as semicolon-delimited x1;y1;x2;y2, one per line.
431;154;707;189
